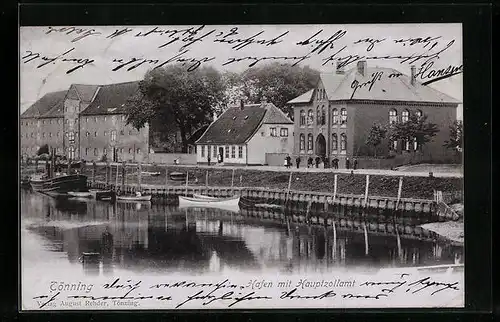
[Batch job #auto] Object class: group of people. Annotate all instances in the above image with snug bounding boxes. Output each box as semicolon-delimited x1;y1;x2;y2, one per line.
284;155;359;170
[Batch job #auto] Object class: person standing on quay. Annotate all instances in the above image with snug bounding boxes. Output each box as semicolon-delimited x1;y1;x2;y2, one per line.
353;158;358;170
296;156;301;169
207;154;211;166
346;157;350;170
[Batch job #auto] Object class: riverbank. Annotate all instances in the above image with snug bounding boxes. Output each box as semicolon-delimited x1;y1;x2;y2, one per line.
419;219;464;245
70;164;463;200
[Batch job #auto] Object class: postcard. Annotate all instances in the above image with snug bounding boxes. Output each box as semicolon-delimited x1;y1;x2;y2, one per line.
20;23;464;310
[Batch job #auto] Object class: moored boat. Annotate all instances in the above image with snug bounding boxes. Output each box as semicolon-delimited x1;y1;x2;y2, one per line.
30;174;88;194
192;193;220;200
179;195;240;208
117;192;152;202
170;171;187;181
88;189;114;200
68;191;92;198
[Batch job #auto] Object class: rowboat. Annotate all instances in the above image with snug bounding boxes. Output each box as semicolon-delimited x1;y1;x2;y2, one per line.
68;191;92;198
117;194;152;202
192;193;220;200
141;171;161;176
179;195;240;209
88;189;114;200
170;171;187;182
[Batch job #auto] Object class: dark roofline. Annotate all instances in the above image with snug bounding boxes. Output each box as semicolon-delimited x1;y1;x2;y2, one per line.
330;99;460;106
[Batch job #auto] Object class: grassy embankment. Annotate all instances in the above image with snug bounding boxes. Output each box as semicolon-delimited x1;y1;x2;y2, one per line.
79;165;462;200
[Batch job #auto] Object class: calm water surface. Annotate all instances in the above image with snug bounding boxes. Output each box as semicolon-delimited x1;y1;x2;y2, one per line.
21;189;463;277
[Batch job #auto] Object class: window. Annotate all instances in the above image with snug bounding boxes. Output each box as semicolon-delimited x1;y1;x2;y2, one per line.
94;117;97;123
128;148;132;154
402;109;409;123
404;139;410;151
238;146;243;158
307;109;314;126
340;133;347;151
68;131;75;141
332;109;339;124
416;110;423;118
316;108;321;125
137;148;140;154
103;148;107;155
94;131;98;137
340;108;347;125
120;130;124;135
86;131;90;137
111;130;116;141
42;132;45;137
299;134;305;151
307;133;313;151
213;146;217;158
68;146;75;160
65;119;69;124
58;119;62;125
49;132;52;137
42;120;45;125
299;110;306;126
104;131;107;136
413;137;418;151
57;132;60;137
201;145;205;157
94;148;98;156
231;146;236;158
270;127;277;137
129;130;133;135
103;116;107;121
86;117;89;123
332;133;338;150
225;146;229;158
321;107;326;125
120;148;123;154
389;109;398;124
280;128;289;137
121;115;126;121
207;146;211;158
85;148;89;155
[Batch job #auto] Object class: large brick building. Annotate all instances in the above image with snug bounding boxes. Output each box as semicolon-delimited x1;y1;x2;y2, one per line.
20;81;149;162
287;61;460;167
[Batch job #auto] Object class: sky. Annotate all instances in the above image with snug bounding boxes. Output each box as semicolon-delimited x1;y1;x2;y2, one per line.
20;24;463;119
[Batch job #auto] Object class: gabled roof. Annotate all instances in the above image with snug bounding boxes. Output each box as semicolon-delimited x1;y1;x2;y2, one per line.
66;84;100;103
196;102;292;145
286;89;314;104
41;99;64;118
80;81;140;115
21;90;67;119
288;66;460;105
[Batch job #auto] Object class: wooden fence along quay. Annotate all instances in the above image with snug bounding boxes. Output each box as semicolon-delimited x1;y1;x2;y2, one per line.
85;162;459;222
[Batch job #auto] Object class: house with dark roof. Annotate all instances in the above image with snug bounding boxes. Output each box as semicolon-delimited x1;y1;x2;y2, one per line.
21;81;150;162
287;61;461;168
195;100;294;165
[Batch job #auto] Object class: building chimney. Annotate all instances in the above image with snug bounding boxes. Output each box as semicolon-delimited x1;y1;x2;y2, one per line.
336;61;345;74
357;61;367;76
240;99;245;110
410;65;416;85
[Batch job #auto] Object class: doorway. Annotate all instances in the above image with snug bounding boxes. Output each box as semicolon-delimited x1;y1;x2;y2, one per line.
218;147;224;163
315;134;326;157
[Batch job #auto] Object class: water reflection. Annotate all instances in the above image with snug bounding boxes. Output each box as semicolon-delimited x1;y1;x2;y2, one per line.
21;189;463;276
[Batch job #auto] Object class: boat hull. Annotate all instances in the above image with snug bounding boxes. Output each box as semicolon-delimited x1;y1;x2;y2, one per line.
179;196;240;212
30;174;87;194
117;195;152;202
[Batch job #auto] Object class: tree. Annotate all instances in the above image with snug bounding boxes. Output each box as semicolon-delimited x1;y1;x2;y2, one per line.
235;63;320;117
125;64;227;152
444;120;463;152
388;114;439;152
365;124;387;157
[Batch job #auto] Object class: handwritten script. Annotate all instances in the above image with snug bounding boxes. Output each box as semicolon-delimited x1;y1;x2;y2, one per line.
29;273;462;310
21;25;462;85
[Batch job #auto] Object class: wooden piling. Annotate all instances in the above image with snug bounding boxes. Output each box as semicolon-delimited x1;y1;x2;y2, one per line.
138;162;142;191
105;162;110;187
285;171;293;207
231;168;235;188
165;165;169;188
333;174;338;202
206;170;209;188
363;222;369;255
121;162;126;192
115;163;119;191
185;171;189;196
396;177;403;210
92;162;96;185
364;174;370;207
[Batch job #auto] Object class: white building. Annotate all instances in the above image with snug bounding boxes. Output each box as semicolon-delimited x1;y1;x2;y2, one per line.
195;100;294;165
